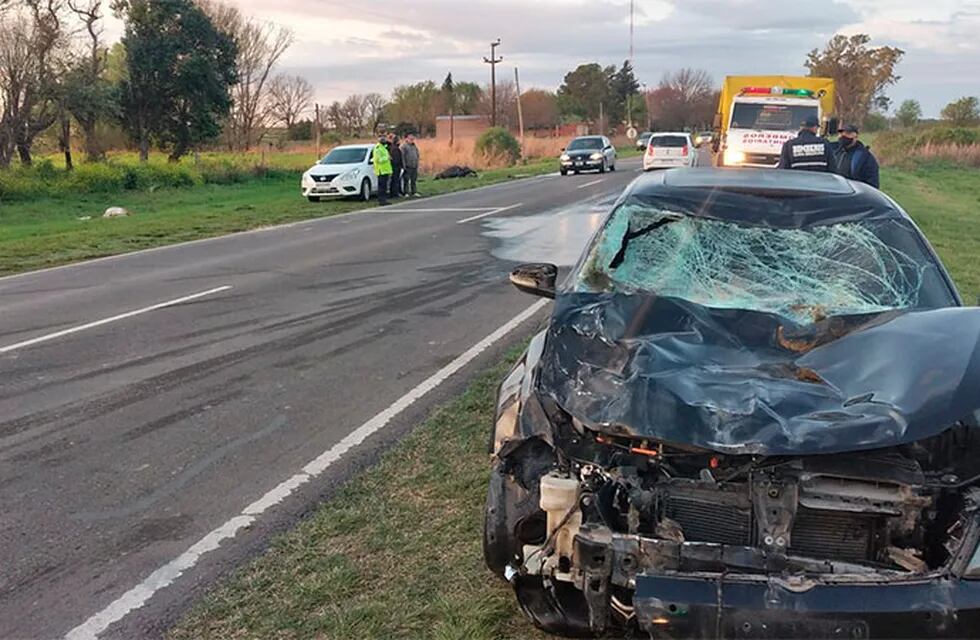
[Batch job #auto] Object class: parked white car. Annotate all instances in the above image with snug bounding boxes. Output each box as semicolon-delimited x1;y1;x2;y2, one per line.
302;144;377;202
642;132;698;171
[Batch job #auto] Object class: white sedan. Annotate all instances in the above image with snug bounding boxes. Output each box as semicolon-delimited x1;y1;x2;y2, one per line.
643;132;698;171
302;144;378;202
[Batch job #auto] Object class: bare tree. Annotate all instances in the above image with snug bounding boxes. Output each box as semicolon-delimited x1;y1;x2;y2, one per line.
198;0;293;150
0;1;67;167
65;0;112;161
341;94;367;135
267;73;312;130
363;92;387;133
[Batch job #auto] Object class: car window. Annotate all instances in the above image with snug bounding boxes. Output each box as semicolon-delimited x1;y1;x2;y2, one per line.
650;136;688;147
576;202;955;322
320;148;368;164
567;137;603;151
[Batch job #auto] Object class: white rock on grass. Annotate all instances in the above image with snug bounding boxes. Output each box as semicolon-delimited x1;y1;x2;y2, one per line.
103;207;131;218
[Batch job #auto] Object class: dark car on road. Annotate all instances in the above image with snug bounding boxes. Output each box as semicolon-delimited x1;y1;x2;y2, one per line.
560;136;617;175
484;168;980;638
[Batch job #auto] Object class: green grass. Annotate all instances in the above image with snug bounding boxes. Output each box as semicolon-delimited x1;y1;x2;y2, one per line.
0;158;558;276
169;345;547;640
881;164;980;301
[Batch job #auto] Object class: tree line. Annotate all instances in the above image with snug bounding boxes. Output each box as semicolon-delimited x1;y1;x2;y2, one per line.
0;0;314;168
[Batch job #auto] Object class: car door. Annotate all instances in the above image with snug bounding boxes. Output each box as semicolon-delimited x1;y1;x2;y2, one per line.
365;149;377;192
604;137;616;164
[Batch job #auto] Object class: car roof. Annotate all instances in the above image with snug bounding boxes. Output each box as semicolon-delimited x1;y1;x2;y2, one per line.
651;132;690;136
328;144;373;151
622;168;908;228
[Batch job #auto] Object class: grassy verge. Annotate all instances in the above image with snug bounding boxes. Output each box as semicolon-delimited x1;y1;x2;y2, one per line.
881;163;980;300
0;158;557;276
169;345;546;640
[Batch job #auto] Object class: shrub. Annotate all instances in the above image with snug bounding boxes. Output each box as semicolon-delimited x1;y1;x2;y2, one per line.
474;127;521;166
66;163;126;193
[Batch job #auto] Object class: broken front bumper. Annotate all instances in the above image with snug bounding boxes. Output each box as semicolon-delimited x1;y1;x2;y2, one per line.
567;529;980;638
634;574;980;638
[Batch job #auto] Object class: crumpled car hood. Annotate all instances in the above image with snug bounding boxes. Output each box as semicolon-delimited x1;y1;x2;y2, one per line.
539;292;980;455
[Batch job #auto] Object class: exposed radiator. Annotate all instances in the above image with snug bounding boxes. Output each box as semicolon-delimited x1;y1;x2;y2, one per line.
790;507;874;563
665;495;753;546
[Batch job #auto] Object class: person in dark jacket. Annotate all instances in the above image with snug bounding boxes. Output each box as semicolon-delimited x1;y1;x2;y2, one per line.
832;124;880;189
778;115;832;172
400;134;420;197
387;133;403;198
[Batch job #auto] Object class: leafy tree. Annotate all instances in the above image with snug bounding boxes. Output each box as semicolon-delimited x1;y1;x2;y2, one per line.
805;34;904;125
941;96;980;126
114;0;238;162
387;80;440;135
453;81;482;115
609;60;641;125
65;0;116;162
520;89;559;130
895;99;921;128
557;63;613;122
441;71;455;114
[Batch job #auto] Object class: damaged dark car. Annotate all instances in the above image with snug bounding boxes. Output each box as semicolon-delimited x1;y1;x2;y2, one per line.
484;168;980;638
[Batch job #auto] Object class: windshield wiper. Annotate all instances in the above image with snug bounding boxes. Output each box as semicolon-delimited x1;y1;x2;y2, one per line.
609;214;684;269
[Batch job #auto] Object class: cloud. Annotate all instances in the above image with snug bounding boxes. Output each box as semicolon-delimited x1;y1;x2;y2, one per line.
109;0;980;117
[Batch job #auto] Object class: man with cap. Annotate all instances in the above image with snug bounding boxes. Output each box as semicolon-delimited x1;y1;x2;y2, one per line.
371;134;393;206
778;115;832;172
832;124;880;189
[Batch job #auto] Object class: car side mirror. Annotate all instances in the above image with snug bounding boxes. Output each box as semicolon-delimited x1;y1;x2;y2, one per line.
509;263;557;299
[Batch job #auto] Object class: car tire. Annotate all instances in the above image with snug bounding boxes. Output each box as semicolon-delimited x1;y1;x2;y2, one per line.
560;169;568;176
360;178;371;202
573;169;580;175
307;196;321;203
610;162;616;172
599;160;606;174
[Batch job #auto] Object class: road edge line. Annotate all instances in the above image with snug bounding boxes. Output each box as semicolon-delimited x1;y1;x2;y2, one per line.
63;297;550;640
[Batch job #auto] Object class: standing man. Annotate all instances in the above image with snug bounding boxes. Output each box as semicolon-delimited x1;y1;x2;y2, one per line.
832;124;880;189
388;133;403;199
401;134;420;197
372;134;392;206
778;115;831;172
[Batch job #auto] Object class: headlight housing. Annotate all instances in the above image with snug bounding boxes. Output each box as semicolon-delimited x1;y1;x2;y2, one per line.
560;154;570;161
723;149;746;165
339;169;359;181
590;152;603;160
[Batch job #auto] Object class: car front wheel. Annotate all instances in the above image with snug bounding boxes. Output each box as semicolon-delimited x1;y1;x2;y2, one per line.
307;196;321;203
560;169;568;176
360;178;371;201
599;160;606;174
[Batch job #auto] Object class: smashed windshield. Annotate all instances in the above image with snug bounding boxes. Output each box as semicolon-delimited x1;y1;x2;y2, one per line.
576;202;951;323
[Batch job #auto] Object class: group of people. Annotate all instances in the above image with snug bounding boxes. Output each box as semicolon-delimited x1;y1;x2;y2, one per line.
370;133;421;205
778;115;880;188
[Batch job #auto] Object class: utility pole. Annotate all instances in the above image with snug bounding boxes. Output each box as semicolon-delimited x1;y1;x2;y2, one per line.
514;67;525;160
314;103;321;160
483;39;502;127
627;0;635;129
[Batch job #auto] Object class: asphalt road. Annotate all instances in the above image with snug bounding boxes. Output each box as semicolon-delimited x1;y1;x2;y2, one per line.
0;157;646;640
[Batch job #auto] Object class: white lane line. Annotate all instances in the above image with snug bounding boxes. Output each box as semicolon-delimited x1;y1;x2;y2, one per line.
378;207;491;213
576;178;605;189
64;297;549;640
456;203;524;224
0;286;232;355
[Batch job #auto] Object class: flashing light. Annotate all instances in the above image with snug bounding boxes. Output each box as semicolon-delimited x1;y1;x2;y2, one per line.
723;149;746;166
741;86;814;98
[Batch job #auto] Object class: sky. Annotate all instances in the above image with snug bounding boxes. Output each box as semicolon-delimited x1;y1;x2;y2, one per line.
108;0;980;117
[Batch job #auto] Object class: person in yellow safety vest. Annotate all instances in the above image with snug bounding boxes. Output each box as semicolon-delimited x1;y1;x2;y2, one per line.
372;135;393;206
